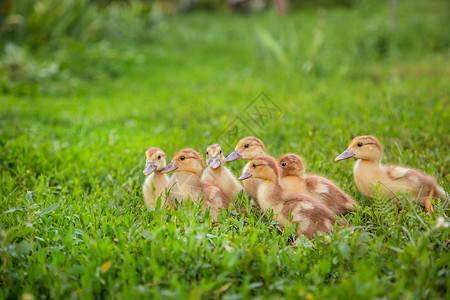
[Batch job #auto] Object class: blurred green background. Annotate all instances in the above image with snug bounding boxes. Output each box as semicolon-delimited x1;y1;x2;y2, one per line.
0;0;448;97
0;0;449;299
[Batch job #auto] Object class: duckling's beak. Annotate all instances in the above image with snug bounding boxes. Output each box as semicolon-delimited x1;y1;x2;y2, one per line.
335;148;355;161
209;156;221;169
160;161;178;173
238;170;252;181
225;150;242;162
143;161;157;175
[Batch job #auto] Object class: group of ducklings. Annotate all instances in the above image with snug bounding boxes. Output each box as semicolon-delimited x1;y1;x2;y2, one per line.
143;136;447;239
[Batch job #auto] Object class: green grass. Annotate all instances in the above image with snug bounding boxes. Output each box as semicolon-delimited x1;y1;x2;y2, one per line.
1;0;449;299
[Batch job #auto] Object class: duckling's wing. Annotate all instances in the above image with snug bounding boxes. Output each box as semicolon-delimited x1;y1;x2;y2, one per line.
386;165;413;181
386;165;438;192
305;176;329;194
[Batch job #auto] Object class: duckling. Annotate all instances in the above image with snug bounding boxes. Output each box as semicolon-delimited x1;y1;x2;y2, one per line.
239;155;341;239
142;147;170;209
202;143;243;201
335;135;447;214
278;154;359;215
225;137;268;201
161;148;232;222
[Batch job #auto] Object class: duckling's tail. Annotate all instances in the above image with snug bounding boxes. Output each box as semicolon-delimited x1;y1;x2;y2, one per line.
434;185;448;208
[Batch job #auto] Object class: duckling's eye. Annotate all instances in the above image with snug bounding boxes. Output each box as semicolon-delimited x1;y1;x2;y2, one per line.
158;155;161;159
180;156;185;160
220;150;222;154
244;144;249;148
206;152;208;155
357;142;363;147
252;163;256;168
282;162;287;167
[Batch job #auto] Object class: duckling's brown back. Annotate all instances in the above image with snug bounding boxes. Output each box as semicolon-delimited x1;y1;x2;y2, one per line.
304;175;359;215
281;193;338;239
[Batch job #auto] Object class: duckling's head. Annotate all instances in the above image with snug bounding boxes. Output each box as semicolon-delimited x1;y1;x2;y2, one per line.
238;155;279;182
225;137;267;162
143;147;166;175
277;153;305;177
335;135;383;162
206;144;225;169
161;148;205;177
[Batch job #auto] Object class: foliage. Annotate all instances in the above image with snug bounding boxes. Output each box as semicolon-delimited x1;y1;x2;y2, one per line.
1;0;449;298
291;0;358;9
0;0;159;48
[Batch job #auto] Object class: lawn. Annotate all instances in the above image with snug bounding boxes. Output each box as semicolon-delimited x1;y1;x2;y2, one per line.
1;0;449;299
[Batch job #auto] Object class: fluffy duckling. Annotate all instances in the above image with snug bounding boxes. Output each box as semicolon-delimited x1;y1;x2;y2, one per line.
335;135;447;214
142;147;170;209
225;137;268;201
161;148;232;222
239;155;340;239
278;154;359;215
161;148;203;203
202;143;243;200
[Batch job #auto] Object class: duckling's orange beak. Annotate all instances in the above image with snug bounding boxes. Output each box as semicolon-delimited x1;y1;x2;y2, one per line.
238;170;252;181
160;161;178;173
143;161;157;175
335;148;355;161
209;156;221;169
225;150;242;162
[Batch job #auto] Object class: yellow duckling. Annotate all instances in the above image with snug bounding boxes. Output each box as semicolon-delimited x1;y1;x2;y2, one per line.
202;143;243;201
142;147;170;209
225;137;268;201
335;135;447;214
278;154;359;215
161;148;232;222
161;148;202;203
239;155;343;239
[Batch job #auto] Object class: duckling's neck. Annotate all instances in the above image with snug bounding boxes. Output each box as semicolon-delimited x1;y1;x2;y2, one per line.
272;178;282;193
208;166;223;174
279;175;304;193
149;170;169;188
181;169;203;178
355;158;382;168
174;171;201;183
353;158;383;196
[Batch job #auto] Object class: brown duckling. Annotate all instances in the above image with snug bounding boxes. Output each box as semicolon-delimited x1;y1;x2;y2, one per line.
224;136;268;201
335;135;447;214
239;155;341;239
202;143;243;201
278;153;359;215
142;147;170;209
161;148;232;222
